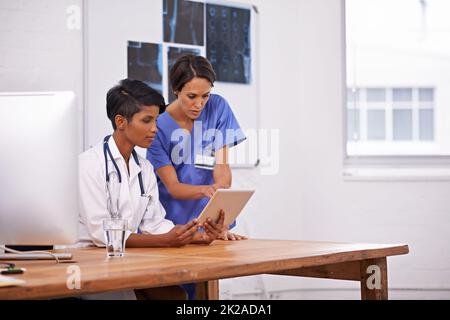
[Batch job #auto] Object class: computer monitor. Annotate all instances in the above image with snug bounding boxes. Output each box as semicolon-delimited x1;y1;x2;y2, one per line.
0;91;79;245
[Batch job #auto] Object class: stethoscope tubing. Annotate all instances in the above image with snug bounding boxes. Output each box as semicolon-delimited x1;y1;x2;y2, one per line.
103;135;148;198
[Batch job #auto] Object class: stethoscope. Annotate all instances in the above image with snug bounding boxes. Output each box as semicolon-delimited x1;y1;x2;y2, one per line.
103;135;151;198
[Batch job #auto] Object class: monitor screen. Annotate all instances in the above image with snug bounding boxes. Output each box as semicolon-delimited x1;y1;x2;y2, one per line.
0;92;79;245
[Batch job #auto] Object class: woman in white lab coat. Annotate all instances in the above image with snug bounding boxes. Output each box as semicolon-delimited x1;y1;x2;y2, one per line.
78;79;225;299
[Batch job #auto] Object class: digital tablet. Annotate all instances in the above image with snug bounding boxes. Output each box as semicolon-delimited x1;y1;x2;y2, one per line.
197;189;255;227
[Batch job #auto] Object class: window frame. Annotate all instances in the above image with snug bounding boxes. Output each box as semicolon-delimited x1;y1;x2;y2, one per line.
341;0;450;180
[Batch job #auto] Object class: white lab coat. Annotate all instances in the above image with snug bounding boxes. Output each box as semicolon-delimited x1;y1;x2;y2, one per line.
77;135;174;247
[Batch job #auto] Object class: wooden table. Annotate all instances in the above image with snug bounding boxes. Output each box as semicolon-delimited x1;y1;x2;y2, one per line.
0;239;409;300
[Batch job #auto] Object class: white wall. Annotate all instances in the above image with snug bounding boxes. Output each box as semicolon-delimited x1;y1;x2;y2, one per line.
0;0;84;150
2;0;449;300
0;0;82;91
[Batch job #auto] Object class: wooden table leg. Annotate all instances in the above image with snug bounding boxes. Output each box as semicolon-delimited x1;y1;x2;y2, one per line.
195;280;219;300
360;257;388;300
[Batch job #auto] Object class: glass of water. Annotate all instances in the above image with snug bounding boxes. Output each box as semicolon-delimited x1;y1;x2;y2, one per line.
103;218;127;257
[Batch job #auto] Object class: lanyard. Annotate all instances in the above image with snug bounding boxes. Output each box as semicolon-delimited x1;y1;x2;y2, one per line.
103;135;148;197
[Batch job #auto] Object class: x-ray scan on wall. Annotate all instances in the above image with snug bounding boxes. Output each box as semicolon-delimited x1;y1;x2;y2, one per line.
163;0;204;46
206;4;251;84
168;46;202;103
127;41;163;94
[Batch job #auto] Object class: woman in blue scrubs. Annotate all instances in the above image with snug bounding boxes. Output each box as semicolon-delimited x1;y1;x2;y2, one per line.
146;54;247;241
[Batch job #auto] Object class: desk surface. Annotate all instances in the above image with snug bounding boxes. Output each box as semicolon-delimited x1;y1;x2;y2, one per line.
0;239;409;299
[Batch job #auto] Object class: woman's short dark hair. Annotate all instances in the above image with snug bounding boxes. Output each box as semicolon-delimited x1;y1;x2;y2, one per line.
106;79;166;130
169;55;216;93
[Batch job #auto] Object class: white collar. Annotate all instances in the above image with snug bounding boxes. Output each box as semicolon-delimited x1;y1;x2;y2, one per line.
106;135;142;181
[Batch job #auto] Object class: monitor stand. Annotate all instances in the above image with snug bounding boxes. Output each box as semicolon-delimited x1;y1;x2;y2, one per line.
6;245;53;251
0;245;73;261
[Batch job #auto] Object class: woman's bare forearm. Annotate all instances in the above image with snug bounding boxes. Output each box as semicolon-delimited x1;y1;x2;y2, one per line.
213;164;232;188
126;233;171;247
166;182;211;200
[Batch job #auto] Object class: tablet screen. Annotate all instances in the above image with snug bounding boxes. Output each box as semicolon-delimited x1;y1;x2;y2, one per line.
197;189;255;227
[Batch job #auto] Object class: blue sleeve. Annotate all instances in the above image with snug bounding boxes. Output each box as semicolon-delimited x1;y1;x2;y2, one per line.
214;96;247;151
146;133;172;171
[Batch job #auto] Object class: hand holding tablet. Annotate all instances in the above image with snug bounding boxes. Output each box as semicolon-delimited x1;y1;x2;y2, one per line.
197;189;255;227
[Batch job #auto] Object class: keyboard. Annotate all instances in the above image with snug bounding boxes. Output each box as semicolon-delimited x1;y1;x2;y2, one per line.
0;253;73;260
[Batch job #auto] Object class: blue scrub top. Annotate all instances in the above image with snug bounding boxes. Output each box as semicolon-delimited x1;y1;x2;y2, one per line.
146;94;246;225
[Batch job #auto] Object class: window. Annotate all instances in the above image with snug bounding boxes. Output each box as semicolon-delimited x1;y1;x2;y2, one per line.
347;87;435;144
345;0;450;157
